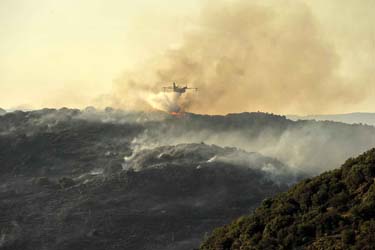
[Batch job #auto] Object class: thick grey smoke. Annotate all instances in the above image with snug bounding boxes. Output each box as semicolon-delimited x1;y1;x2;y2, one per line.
9;108;371;177
109;0;366;115
129;115;375;175
3;108;374;178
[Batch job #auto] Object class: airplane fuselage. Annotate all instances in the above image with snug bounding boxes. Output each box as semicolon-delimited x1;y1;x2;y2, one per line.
162;82;197;94
173;86;187;94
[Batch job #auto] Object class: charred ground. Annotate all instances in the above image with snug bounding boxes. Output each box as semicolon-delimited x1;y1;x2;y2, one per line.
1;108;375;249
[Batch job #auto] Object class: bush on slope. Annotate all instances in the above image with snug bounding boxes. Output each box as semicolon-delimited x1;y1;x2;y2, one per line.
201;148;375;250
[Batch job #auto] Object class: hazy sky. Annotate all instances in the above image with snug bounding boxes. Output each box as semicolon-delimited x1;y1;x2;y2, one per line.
0;0;374;114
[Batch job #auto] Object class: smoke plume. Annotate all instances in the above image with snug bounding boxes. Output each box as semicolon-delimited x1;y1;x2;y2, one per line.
146;92;183;113
109;0;366;115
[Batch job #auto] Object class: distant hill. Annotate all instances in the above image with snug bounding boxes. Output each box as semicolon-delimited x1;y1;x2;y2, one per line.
200;148;375;250
288;112;375;126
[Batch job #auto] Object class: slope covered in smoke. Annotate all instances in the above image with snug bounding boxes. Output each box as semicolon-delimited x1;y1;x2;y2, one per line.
124;143;299;184
200;148;375;250
136;112;375;175
0;141;293;249
2;108;375;176
0;108;142;176
1;108;375;249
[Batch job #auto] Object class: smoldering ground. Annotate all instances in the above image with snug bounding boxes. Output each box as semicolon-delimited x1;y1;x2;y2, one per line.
107;0;368;115
3;108;374;177
129;112;375;176
2;108;375;250
0;109;295;250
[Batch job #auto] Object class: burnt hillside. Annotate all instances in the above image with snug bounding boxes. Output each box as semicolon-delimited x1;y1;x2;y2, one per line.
1;108;375;249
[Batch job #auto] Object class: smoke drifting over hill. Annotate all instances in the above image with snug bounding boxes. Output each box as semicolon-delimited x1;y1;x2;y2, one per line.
1;109;375;249
110;0;365;115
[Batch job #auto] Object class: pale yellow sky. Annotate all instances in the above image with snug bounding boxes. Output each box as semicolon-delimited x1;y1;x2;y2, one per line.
0;0;374;113
0;0;200;109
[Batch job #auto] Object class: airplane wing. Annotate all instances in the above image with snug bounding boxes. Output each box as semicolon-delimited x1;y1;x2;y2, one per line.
162;87;173;92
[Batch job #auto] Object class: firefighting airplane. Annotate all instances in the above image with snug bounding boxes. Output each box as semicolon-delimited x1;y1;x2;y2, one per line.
162;82;198;94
